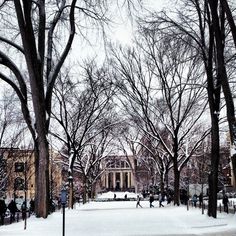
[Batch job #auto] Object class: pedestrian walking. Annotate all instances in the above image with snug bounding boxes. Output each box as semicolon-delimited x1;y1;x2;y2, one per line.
222;194;229;213
167;194;172;204
149;193;154;208
136;195;142;208
159;194;164;207
29;199;35;214
192;194;198;208
0;198;7;225
198;193;203;208
8;200;18;223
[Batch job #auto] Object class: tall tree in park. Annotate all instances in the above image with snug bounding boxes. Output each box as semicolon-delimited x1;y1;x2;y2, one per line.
110;34;209;205
138;133;172;195
116;123;145;194
51;62;118;205
142;0;233;217
0;0;78;218
208;0;236;192
0;0;122;218
0;0;140;218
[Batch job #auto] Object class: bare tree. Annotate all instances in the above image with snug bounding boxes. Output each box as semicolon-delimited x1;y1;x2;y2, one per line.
115;122;144;193
138;130;173;195
0;0;78;218
141;0;227;217
50;61;118;205
110;29;209;205
207;0;236;192
0;0;138;218
75;126;117;203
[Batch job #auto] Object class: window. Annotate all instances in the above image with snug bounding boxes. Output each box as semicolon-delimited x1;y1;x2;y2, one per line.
14;177;25;190
125;162;130;168
121;161;125;168
15;162;24;172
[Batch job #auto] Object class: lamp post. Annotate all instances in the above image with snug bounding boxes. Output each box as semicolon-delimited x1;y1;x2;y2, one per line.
24;161;27;230
186;165;191;211
61;189;67;236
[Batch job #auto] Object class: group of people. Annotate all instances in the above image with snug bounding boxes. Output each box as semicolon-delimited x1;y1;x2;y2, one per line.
0;199;18;225
136;192;166;208
0;198;35;226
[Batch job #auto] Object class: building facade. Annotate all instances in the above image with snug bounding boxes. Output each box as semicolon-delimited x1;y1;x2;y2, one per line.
0;148;64;202
100;155;136;192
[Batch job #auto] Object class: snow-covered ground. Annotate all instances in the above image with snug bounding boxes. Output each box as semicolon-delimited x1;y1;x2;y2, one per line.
1;195;236;236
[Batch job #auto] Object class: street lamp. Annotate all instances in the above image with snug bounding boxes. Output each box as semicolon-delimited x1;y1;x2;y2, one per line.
24;161;27;230
61;188;67;236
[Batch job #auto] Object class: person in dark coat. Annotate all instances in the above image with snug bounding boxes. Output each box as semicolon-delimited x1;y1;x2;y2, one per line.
198;193;203;208
149;193;154;208
192;194;198;208
8;200;18;223
0;199;7;225
136;195;142;208
167;194;172;204
222;194;229;213
29;199;35;214
159;194;164;207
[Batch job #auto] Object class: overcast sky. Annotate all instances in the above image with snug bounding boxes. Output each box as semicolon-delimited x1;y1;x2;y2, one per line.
70;0;175;65
113;0;173;45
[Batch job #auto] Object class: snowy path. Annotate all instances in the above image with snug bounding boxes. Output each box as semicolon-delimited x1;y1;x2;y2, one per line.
1;200;236;236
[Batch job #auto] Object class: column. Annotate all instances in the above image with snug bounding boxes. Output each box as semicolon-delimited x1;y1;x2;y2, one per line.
130;172;133;187
105;173;108;188
113;171;116;190
120;171;123;189
128;172;131;188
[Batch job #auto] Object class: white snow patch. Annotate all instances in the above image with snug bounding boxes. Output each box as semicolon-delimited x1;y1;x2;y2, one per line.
1;195;236;235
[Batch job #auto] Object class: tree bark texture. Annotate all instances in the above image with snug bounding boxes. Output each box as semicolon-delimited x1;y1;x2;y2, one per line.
219;0;236;187
34;139;49;218
208;115;220;218
208;0;236;188
173;164;180;206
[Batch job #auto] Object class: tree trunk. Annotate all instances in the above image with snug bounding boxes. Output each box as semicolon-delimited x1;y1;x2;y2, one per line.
68;179;74;209
219;0;236;187
210;0;236;187
34;138;49;218
208;114;220;218
160;172;165;194
220;0;236;47
207;0;224;218
165;171;169;190
173;162;180;206
82;177;88;204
